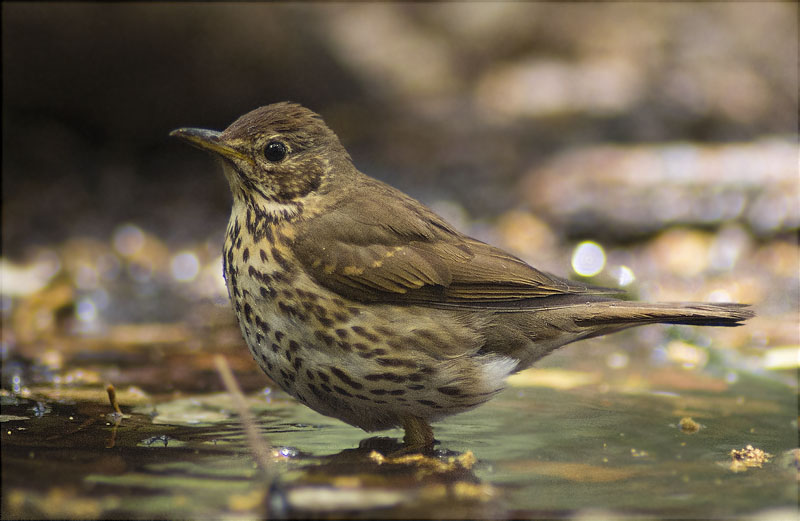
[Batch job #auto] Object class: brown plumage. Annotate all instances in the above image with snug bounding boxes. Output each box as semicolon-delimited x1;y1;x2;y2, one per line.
171;102;753;449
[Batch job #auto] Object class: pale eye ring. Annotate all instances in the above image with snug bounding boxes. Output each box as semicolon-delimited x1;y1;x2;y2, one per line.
264;141;288;162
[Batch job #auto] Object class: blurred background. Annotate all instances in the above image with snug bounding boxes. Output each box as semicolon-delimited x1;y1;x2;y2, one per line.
2;4;798;519
3;0;797;393
3;0;798;387
3;3;797;251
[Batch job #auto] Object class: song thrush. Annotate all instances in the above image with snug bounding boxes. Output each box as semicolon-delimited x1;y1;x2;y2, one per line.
171;103;753;448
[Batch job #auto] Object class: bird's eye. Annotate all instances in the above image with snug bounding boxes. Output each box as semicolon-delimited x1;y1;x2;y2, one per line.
264;141;288;162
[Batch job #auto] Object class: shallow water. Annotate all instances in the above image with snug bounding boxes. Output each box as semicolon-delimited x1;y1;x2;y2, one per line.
3;359;796;519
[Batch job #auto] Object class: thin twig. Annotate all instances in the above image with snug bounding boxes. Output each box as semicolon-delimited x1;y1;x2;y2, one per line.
213;354;273;472
106;383;123;415
105;383;123;448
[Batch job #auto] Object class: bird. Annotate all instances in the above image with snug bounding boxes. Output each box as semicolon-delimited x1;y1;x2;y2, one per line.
171;102;753;449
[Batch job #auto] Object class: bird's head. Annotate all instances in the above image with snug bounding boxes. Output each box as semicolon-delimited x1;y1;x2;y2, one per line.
171;102;352;215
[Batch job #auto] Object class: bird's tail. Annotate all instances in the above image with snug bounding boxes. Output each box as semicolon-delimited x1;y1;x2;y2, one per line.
572;301;754;331
492;299;754;368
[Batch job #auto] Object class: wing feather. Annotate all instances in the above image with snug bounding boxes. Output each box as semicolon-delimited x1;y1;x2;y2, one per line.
292;178;619;309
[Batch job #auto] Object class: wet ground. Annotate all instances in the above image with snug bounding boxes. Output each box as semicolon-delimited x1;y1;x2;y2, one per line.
1;360;797;519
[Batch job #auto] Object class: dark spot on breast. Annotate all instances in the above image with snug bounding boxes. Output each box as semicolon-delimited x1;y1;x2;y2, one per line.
337;341;352;352
271;247;291;271
332;386;353;397
369;389;387;395
236;236;242;250
333;312;349;322
375;326;393;336
353;394;370;401
243;248;250;263
255;333;264;344
417;399;438;407
260;249;268;262
330;367;363;390
317;371;330;383
320;383;332;393
255;315;270;332
376;358;417;369
387;339;406;351
314;331;334;347
317;316;334;327
365;372;406;383
308;383;323;399
437;386;461;396
278;301;307;321
389;389;405;395
249;265;272;285
271;343;280;353
293;357;303;370
351;326;380;342
357;351;375;359
274;331;285;343
284;350;292;362
289;340;299;352
407;384;424;391
244;303;253;324
281;369;294;383
335;329;348;339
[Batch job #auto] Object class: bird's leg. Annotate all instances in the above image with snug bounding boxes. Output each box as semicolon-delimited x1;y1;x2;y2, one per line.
401;415;435;452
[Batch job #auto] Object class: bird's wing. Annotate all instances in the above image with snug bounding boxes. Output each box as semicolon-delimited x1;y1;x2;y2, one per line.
292;180;619;310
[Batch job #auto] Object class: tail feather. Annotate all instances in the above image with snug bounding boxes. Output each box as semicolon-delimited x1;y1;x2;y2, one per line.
572;301;754;328
488;300;753;367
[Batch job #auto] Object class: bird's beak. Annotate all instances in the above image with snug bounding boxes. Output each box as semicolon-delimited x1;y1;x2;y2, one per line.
169;127;251;163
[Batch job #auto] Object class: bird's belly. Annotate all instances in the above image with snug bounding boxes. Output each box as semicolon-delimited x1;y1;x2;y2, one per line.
228;264;515;431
